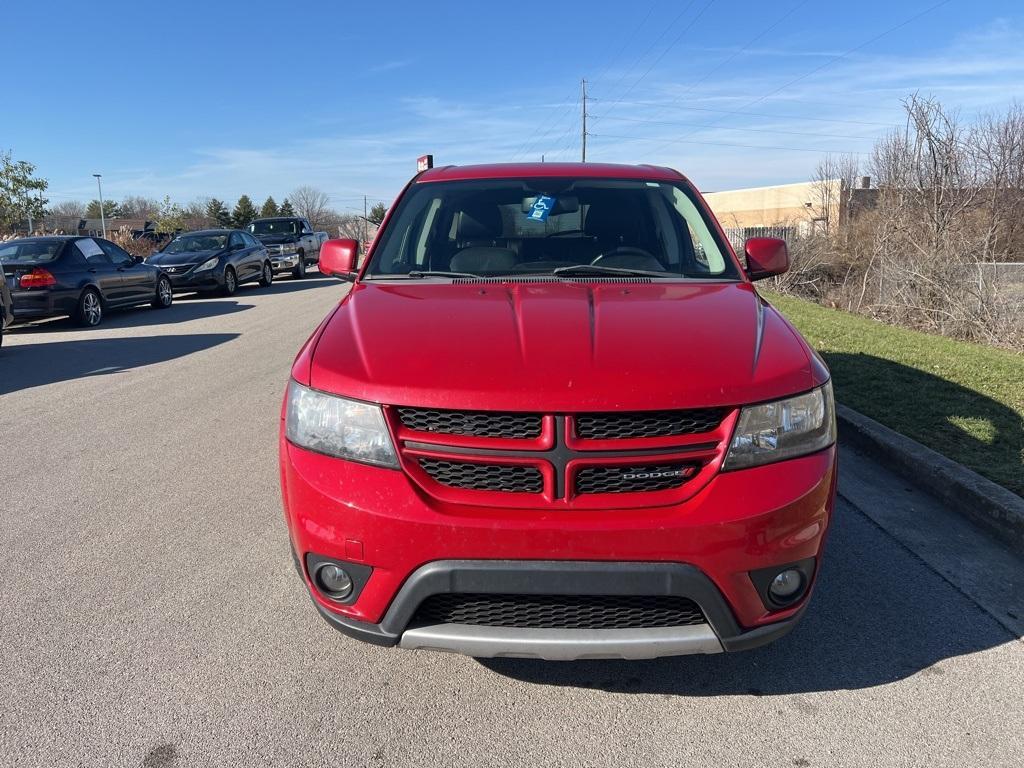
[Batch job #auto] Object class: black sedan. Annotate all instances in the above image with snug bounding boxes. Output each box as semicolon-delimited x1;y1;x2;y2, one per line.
1;236;173;328
148;230;272;295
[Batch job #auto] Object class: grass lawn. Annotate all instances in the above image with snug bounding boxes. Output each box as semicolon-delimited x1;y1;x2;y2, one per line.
765;292;1024;497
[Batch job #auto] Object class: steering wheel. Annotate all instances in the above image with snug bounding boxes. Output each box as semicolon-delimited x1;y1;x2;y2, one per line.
591;246;657;266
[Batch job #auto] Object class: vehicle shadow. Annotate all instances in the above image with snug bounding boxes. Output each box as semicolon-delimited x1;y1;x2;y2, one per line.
262;275;337;294
8;299;252;334
478;500;1019;695
0;333;238;395
172;275;335;299
823;352;1023;497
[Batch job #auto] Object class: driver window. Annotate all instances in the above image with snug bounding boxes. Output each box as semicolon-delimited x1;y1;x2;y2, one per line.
97;239;132;266
229;232;245;249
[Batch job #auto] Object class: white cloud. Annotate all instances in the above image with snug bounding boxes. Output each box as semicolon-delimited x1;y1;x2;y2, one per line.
46;19;1024;204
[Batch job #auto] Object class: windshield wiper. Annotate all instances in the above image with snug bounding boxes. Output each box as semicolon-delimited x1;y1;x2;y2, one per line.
405;270;481;279
550;264;673;278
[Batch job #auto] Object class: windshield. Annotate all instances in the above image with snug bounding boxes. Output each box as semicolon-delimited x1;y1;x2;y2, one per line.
249;219;299;236
364;178;739;279
0;239;65;264
162;234;228;254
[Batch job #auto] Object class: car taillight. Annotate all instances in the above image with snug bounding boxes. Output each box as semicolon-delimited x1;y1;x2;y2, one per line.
19;268;57;289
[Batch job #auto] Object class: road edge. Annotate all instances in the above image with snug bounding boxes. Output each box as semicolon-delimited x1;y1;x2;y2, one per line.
837;404;1024;554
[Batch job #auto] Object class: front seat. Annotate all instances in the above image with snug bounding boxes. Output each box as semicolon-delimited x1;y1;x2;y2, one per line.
449;203;518;273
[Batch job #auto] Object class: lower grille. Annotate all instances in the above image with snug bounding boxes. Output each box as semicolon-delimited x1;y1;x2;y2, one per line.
575;464;695;494
411;593;706;629
418;458;542;493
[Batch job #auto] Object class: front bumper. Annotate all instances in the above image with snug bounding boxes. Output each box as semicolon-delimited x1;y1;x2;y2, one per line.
307;559;811;659
281;435;836;658
270;254;300;272
165;270;221;290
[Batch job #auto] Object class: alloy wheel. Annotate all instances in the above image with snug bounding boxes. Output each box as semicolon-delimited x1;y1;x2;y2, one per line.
83;292;101;325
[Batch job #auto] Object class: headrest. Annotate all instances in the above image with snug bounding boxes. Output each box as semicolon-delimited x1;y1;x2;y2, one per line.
457;205;503;240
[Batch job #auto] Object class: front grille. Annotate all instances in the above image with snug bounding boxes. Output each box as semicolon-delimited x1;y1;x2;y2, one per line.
575;408;726;440
418;458;542;493
397;407;542;439
575;464;694;494
411;593;705;629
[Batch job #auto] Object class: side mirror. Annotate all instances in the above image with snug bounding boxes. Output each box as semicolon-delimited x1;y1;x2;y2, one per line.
320;239;359;280
743;237;789;281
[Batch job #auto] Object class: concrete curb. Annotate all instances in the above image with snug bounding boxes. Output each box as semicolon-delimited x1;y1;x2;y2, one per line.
837;404;1024;553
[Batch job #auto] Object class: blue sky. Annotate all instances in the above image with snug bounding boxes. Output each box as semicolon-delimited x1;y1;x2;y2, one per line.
6;0;1024;213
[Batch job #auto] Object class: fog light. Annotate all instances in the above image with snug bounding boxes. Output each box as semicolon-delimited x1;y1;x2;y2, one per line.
316;564;353;600
769;569;804;601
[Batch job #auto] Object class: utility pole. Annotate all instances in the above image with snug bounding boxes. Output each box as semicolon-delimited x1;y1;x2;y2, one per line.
363;195;368;246
93;173;106;238
581;78;588;162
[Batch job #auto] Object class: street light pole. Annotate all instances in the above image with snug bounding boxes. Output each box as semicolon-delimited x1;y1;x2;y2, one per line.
93;174;106;238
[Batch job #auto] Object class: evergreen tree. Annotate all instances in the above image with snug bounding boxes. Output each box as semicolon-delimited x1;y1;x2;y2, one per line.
86;199;121;219
260;196;279;218
206;198;232;228
278;198;295;216
368;202;388;226
231;195;258;228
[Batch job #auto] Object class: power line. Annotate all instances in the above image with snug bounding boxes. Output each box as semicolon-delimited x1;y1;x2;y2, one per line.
511;92;579;160
593;0;701;114
647;0;955;155
636;0;811;125
584;1;658;91
594;114;877;141
588;97;898;128
596;0;717;120
590;132;866;155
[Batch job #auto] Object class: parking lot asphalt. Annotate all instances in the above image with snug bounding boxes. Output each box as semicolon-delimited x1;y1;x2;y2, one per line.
1;275;1022;768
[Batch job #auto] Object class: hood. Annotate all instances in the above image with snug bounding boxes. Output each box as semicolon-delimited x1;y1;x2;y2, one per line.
150;249;222;266
306;280;817;412
253;234;298;245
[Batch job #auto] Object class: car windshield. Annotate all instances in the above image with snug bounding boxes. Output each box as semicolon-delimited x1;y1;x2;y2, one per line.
249;220;299;235
364;177;739;279
0;239;65;263
162;234;228;253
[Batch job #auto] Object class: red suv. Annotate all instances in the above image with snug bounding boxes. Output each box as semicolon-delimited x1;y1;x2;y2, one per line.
280;163;837;660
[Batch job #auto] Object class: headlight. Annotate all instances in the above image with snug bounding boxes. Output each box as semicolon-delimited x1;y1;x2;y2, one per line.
194;256;219;272
285;381;398;467
724;382;836;470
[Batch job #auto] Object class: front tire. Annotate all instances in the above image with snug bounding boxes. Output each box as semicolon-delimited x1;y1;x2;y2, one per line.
153;276;173;308
221;267;237;296
75;288;103;327
259;261;273;287
292;252;306;279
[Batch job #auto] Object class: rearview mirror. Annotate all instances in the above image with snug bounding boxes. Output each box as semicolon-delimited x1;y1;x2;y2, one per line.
320;239;359;280
743;238;789;281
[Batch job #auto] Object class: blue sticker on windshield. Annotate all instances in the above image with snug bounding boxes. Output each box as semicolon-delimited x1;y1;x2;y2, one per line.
526;195;556;222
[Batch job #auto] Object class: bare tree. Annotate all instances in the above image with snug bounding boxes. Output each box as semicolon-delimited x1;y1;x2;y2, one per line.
289;186;332;230
49;199;86;217
119;195;161;219
776;94;1023;349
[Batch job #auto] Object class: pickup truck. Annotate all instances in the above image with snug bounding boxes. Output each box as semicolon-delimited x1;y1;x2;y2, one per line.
247;217;321;278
